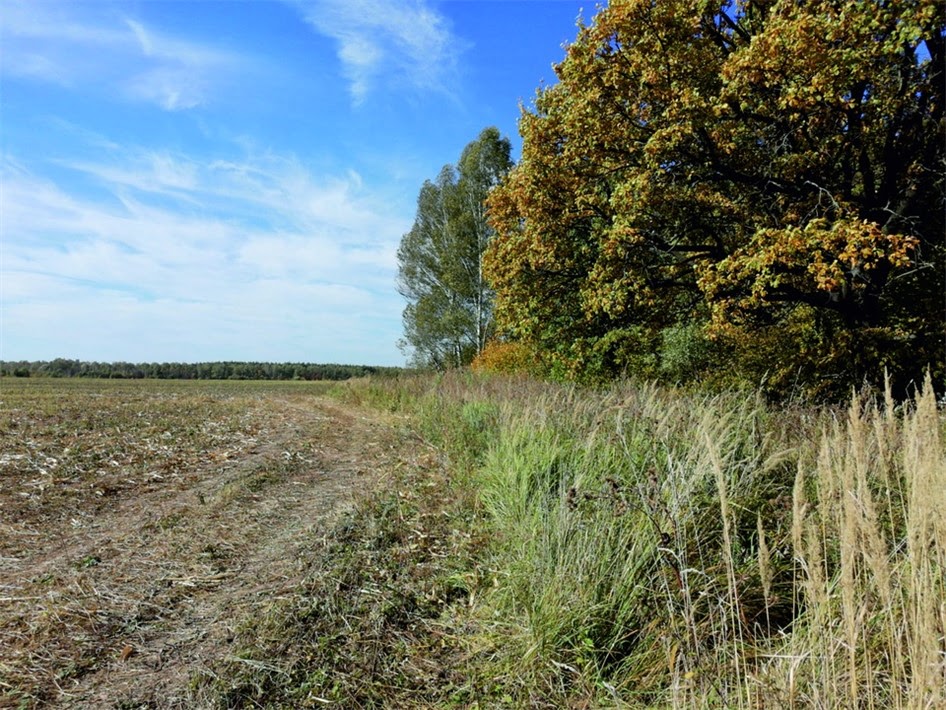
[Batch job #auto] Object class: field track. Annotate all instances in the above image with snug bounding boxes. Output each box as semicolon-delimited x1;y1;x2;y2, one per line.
0;379;416;707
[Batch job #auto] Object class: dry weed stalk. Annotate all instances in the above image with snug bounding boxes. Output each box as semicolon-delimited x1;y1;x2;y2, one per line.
770;377;945;709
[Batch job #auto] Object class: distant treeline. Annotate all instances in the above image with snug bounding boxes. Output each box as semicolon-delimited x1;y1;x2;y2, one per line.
0;358;402;381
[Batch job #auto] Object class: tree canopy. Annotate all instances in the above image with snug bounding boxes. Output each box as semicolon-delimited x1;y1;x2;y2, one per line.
398;127;513;369
485;0;944;397
0;359;398;380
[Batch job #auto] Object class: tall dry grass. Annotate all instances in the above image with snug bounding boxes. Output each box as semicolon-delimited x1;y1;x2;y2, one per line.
337;371;945;707
765;376;945;709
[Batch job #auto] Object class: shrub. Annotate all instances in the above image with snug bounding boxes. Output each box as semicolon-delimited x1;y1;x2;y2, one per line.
471;340;546;377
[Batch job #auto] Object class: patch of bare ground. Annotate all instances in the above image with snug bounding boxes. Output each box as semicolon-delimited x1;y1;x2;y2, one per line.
0;381;420;708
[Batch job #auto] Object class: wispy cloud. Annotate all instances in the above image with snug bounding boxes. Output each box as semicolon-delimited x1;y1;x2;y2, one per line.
55;146;399;241
121;18;238;110
3;145;404;288
0;140;408;362
292;0;465;104
1;1;246;111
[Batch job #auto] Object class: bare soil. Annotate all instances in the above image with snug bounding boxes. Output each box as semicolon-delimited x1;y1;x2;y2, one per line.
0;381;418;708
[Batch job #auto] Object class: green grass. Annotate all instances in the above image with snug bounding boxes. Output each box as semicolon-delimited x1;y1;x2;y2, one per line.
327;371;945;708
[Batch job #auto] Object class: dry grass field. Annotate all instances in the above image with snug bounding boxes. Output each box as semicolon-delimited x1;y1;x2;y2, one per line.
0;378;420;708
3;374;942;708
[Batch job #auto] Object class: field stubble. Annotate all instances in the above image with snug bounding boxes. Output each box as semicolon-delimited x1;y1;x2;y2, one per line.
0;378;417;708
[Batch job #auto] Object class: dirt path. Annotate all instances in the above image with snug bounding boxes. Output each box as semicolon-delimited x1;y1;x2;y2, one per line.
0;392;416;708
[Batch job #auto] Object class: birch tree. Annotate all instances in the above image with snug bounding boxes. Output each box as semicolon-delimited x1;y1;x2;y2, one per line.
397;128;513;368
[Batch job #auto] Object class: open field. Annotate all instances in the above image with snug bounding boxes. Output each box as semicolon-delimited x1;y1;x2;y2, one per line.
3;374;943;708
0;378;424;707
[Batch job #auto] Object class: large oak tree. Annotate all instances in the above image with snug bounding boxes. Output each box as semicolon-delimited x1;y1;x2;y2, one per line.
486;0;944;396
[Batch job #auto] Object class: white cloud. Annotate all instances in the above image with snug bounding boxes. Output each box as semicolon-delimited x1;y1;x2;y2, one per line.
1;1;129;50
0;145;408;363
124;67;205;111
2;262;404;363
293;0;465;104
55;148;399;243
0;1;246;111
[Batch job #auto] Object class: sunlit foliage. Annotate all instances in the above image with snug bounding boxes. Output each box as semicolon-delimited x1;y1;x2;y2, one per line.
399;128;513;369
486;0;944;397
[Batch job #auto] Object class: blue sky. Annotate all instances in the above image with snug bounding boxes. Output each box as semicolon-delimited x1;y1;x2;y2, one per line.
1;0;588;366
